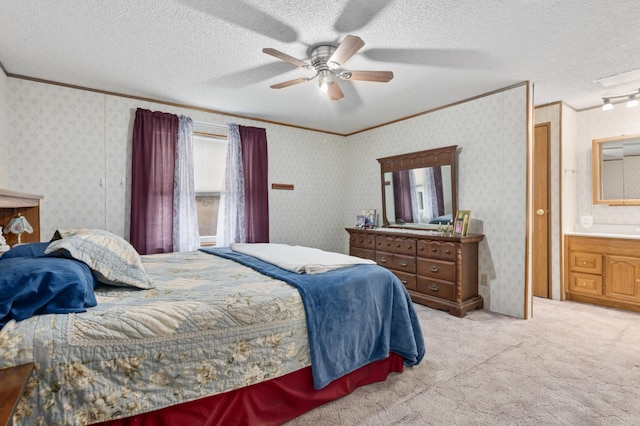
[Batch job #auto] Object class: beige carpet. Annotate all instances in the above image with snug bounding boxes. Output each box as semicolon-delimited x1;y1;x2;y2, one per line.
286;298;640;425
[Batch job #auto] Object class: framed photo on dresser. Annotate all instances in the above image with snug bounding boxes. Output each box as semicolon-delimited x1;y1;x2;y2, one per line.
453;210;472;236
363;209;377;227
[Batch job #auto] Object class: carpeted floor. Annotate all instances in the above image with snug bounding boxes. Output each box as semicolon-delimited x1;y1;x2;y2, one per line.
286;298;640;425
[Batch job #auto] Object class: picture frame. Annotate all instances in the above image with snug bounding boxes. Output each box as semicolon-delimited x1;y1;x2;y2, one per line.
356;215;366;228
453;210;472;236
362;209;377;227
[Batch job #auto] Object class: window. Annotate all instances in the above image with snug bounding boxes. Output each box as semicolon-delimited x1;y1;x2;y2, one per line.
193;134;227;245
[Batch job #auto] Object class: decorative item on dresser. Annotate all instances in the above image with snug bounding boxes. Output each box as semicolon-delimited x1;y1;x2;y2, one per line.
346;227;484;317
0;189;43;246
565;234;640;313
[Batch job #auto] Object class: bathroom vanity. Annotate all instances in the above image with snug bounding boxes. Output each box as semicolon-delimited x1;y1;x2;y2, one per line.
565;233;640;313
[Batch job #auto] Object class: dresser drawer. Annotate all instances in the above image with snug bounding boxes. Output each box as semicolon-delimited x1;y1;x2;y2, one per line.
568;272;603;296
350;247;375;261
376;252;416;273
375;236;416;256
416;276;455;301
569;252;602;274
349;232;376;250
417;258;456;281
417;240;457;261
392;271;417;291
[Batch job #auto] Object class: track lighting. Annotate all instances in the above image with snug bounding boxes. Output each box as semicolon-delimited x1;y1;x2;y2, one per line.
601;88;640;111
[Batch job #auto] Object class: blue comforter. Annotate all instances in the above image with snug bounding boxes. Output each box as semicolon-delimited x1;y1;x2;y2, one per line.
201;247;425;389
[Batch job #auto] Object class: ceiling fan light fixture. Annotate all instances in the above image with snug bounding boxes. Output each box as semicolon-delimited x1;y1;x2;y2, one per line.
602;98;613;111
627;94;639;108
319;70;333;93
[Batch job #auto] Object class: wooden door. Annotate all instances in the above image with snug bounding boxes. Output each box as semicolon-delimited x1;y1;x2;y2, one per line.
533;123;551;298
605;255;640;302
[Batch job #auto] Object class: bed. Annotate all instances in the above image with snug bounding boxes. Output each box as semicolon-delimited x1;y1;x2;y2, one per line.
0;205;425;425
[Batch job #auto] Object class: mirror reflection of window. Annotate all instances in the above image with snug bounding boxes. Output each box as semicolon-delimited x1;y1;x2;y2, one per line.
597;136;640;203
623;139;640;199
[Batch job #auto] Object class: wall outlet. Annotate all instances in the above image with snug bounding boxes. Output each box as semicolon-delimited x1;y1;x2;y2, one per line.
480;274;488;285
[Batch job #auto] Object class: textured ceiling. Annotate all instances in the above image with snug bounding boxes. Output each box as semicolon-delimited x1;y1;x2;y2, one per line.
1;0;640;134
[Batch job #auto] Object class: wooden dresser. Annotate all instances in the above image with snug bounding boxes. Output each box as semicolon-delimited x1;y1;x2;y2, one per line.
565;234;640;313
346;227;484;317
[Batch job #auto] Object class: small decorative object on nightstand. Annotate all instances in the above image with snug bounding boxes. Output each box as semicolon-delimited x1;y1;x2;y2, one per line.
0;362;34;425
3;214;33;246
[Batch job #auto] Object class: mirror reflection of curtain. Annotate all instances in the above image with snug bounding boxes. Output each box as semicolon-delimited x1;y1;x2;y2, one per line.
433;166;444;215
421;167;438;221
418;166;445;222
392;170;414;223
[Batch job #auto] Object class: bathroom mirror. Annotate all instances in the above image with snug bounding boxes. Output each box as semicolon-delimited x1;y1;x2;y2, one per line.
592;134;640;205
378;145;457;229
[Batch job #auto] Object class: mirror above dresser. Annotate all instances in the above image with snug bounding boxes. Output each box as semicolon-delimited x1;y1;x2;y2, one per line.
378;145;457;229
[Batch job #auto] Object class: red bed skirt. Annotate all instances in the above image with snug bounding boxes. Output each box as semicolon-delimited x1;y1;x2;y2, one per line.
95;353;404;426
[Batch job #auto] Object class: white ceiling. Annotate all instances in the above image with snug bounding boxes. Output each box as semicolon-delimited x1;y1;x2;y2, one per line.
1;0;640;135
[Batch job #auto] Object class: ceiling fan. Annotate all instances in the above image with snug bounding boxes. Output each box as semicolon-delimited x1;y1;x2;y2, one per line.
263;35;394;101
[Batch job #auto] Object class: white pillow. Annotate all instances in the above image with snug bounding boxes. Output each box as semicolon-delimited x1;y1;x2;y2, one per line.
45;229;153;289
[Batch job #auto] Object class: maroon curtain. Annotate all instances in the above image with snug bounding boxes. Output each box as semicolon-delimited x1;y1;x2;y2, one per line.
239;125;269;243
130;108;178;255
392;170;414;223
433;166;445;216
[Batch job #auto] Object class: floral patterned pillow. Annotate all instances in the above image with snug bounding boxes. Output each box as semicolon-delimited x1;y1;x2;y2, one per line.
45;229;153;289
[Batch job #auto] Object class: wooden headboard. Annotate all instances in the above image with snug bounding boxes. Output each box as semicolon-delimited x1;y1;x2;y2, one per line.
0;189;44;245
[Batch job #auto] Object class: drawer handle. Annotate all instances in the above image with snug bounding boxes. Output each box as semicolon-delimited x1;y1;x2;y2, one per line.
583;261;587;265
419;247;424;251
396;243;401;248
430;265;439;272
399;261;408;267
429;283;440;291
445;249;451;254
401;278;408;284
636;279;640;283
431;247;437;252
379;257;387;263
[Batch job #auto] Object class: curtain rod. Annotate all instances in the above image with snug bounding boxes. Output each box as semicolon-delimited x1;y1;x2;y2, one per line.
192;120;227;130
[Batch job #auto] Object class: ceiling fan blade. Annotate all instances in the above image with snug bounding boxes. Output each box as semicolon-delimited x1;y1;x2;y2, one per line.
263;48;311;68
328;35;365;68
270;78;309;89
334;0;392;32
340;70;394;82
180;0;298;43
327;81;344;101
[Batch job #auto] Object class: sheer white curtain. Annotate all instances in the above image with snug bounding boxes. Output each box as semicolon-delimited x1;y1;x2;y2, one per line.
173;115;200;252
422;167;439;221
216;124;246;247
409;169;419;223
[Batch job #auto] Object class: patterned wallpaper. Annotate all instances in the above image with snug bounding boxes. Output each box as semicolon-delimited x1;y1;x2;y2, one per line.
345;86;529;317
3;78;347;252
0;69;8;187
576;105;640;226
2;77;529;317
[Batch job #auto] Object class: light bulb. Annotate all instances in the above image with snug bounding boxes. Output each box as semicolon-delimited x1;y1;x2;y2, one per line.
627;94;638;108
320;79;329;92
602;99;613;111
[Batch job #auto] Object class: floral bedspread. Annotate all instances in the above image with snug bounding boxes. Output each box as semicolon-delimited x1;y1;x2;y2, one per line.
0;251;310;425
